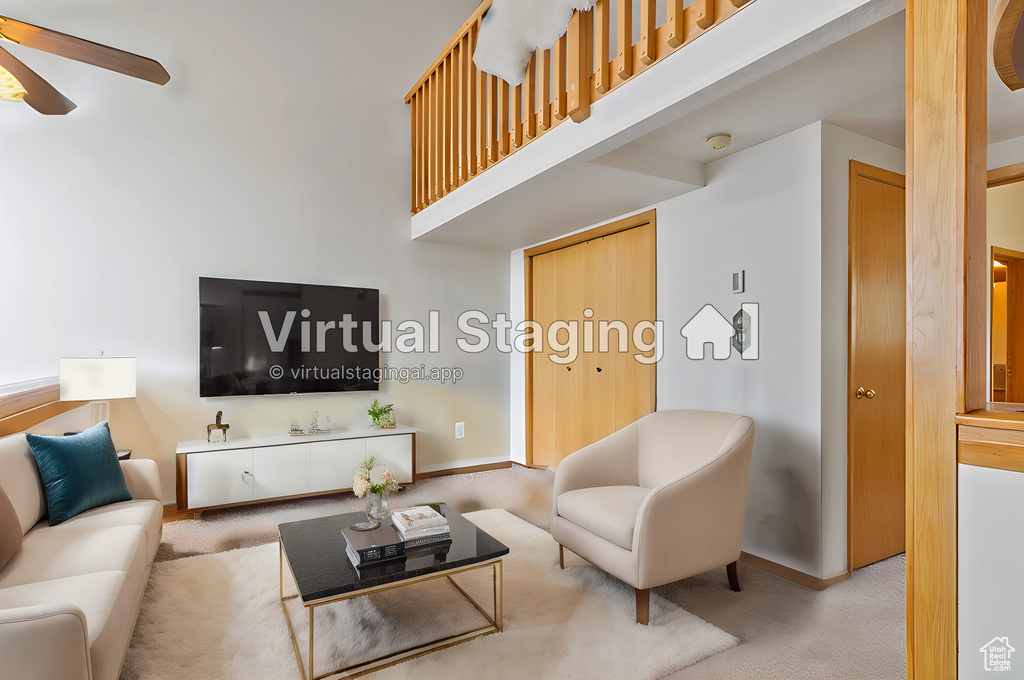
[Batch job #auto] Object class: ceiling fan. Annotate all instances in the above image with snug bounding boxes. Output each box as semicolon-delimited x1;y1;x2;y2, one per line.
0;14;169;115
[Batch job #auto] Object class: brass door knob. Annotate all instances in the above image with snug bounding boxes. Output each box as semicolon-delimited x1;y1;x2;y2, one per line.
865;389;876;399
856;387;865;399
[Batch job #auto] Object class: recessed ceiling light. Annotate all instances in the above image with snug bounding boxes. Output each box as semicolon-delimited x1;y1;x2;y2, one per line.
706;133;732;150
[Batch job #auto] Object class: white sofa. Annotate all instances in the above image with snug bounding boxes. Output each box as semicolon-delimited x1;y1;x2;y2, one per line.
0;432;162;680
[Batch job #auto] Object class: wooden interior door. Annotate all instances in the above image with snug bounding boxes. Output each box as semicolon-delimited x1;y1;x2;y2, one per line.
527;213;656;468
993;248;1024;403
848;161;907;570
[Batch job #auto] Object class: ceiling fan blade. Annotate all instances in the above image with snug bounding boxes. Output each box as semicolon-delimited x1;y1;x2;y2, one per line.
0;15;169;86
0;44;76;114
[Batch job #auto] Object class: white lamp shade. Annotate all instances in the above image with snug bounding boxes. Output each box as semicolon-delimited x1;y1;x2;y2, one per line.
59;358;137;401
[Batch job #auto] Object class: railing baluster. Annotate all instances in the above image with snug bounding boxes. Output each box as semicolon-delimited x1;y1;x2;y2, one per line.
460;33;471;182
420;84;427;206
431;71;439;202
468;25;478;177
514;82;524;148
667;0;685;48
539;48;552;130
479;68;490;171
567;9;592;123
447;53;455;190
525;52;537;140
554;36;567;120
410;91;417;212
489;74;499;162
596;0;611;94
499;79;511;155
640;0;656;65
617;0;633;81
696;0;716;30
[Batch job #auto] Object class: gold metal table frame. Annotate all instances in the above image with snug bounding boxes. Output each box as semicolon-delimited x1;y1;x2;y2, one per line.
280;542;504;680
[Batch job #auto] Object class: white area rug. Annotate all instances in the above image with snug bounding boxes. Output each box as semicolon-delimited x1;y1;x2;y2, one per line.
122;509;738;679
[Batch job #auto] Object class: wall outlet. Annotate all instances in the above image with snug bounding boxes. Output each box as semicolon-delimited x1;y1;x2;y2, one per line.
455;422;465;439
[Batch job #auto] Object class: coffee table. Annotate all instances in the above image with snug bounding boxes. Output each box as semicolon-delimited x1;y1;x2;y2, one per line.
278;503;509;680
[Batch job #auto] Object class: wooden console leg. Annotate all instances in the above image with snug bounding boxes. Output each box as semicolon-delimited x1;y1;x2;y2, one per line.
727;561;741;592
558;544;564;569
635;588;650;625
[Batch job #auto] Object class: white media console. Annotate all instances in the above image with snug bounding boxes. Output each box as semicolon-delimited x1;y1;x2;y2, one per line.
175;426;415;517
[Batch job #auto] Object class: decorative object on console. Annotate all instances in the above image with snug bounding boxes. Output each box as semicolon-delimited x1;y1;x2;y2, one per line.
207;411;229;443
25;422;132;526
288;410;332;436
367;399;394;428
0;14;170;115
59;356;137;426
350;454;400;531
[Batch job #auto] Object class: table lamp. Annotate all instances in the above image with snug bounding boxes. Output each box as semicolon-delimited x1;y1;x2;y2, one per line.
59;357;137;426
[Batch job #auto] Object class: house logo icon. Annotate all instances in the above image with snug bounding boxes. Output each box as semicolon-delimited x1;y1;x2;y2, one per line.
679;303;759;360
980;637;1015;672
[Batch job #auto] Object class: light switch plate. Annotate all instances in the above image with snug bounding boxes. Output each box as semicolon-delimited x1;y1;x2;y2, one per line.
732;270;745;294
455;422;465;439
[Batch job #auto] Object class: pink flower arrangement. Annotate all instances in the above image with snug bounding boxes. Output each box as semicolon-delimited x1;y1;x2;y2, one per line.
352;455;400;498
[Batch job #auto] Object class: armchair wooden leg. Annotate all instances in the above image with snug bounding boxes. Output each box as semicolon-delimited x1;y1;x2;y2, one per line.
635;588;650;625
558;544;564;569
727;561;741;592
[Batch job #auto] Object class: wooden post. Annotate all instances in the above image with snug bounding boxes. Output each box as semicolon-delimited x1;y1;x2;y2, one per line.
468;25;478;177
595;0;611;94
554;36;567;120
639;0;656;65
499;78;510;156
696;0;716;30
905;0;987;677
489;74;500;162
525;52;538;140
460;32;470;183
616;0;632;82
567;9;592;123
540;48;552;130
667;0;685;48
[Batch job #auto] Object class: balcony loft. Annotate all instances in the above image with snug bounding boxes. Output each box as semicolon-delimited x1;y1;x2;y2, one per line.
405;0;906;250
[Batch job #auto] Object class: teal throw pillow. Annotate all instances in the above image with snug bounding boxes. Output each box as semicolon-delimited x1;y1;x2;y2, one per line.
26;422;132;526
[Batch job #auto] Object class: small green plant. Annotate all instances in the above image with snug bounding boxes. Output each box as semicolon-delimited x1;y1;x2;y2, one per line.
367;399;394;427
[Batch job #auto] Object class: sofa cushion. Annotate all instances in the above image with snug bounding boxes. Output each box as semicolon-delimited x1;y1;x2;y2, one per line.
0;486;22;569
0;524;147;591
0;570;137;680
55;499;162;563
26;423;132;526
0;434;47;534
557;485;650;550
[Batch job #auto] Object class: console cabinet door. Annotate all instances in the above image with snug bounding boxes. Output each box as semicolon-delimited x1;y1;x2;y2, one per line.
253;443;311;500
366;434;414;483
187;448;255;509
310;439;366;493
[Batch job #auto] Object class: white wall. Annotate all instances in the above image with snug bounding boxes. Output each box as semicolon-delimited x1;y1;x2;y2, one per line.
819;122;905;578
0;0;511;501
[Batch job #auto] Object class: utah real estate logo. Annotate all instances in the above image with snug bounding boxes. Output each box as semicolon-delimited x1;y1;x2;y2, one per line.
980;637;1014;672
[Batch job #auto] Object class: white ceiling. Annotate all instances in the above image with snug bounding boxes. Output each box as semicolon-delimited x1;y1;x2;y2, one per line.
596;7;1024;174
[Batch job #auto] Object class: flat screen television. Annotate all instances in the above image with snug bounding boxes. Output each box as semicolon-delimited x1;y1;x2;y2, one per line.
199;277;380;396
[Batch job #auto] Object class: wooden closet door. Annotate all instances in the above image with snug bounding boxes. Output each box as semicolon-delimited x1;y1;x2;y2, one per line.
529;218;656;468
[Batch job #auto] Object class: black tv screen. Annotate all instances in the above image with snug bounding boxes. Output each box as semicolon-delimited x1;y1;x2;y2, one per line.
199;277;380;396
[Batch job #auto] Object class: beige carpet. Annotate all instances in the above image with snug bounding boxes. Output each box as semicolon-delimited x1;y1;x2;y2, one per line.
155;466;906;679
124;509;738;680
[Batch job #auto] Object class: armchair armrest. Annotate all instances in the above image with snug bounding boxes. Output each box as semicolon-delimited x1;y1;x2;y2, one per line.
0;604;92;680
120;459;163;503
633;420;754;589
552;422;641;517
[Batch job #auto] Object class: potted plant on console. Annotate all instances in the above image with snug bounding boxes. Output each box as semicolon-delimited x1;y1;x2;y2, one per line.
367;399;395;429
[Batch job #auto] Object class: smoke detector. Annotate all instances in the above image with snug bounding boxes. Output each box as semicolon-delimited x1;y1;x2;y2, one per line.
706;133;732;150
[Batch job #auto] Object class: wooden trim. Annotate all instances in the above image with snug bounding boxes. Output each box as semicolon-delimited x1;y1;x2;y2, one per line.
175;453;188;511
956;408;1024;431
413;461;510;480
992;0;1024;91
850;159;905;189
738;552;851;591
523;209;658;466
958;440;1024;473
987;161;1024;187
162;504;193;523
0;399;87;437
0;383;59;420
906;0;987;675
523;209;657;258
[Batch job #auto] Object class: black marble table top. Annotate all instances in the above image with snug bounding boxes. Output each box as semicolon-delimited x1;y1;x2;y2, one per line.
278;503;509;604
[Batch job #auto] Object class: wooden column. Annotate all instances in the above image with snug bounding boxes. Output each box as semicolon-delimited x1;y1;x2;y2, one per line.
905;0;987;677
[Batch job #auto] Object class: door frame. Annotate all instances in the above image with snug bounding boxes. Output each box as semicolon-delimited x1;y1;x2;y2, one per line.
847;160;906;574
523;209;657;467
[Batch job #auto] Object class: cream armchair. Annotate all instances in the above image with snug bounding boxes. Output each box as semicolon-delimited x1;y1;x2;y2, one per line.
551;410;755;624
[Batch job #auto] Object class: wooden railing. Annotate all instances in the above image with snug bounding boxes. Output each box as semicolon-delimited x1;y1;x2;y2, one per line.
406;0;756;214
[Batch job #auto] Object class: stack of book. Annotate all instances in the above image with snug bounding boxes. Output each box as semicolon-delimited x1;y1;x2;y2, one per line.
391;506;451;548
341;524;405;569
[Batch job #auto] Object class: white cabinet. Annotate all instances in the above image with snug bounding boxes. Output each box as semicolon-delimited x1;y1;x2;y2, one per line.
176;426;415;512
310;439;365;493
367;434;414;484
186;448;255;509
254;443;311;500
